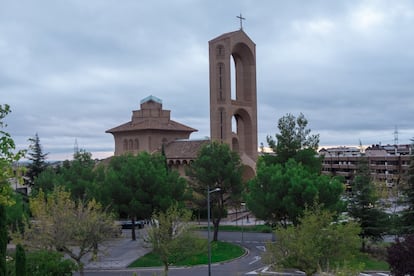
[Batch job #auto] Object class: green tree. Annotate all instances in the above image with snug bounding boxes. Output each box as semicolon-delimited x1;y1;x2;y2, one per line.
347;156;388;250
33;149;97;201
15;244;26;276
15;187;119;276
247;158;344;226
264;206;362;276
31;167;58;196
266;113;320;166
102;152;187;240
6;192;28;233
0;104;25;276
26;133;48;185
61;149;96;200
145;203;202;276
187;141;243;241
401;140;414;234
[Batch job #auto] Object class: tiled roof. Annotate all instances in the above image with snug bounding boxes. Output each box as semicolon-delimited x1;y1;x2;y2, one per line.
164;139;210;159
106;119;197;133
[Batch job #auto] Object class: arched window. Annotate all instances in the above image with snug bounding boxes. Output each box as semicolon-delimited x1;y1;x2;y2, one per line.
129;139;133;150
134;139;139;150
123;139;128;151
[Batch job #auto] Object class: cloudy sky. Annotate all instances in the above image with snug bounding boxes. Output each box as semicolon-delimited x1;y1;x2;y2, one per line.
1;0;413;160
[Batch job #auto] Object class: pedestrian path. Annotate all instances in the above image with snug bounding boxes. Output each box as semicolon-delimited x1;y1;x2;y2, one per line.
85;229;150;270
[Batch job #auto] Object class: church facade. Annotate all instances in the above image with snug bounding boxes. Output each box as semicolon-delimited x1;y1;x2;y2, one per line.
107;29;258;178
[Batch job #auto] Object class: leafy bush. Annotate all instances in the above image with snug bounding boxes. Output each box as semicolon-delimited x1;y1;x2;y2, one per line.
264;206;362;276
26;250;77;276
387;234;414;276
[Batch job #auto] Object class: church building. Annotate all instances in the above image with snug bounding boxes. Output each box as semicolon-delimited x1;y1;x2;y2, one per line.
107;28;258;179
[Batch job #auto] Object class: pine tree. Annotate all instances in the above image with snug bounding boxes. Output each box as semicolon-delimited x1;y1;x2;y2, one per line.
27;133;48;185
348;156;387;250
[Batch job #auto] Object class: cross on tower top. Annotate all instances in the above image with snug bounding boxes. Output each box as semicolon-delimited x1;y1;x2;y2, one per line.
236;13;246;30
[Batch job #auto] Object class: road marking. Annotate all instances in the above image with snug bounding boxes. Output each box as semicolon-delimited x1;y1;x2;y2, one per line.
256;245;266;252
245;266;269;275
248;255;261;265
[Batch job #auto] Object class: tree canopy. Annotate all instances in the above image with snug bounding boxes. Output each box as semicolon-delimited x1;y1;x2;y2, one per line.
102;152;187;240
247;158;344;226
187;141;243;241
0;104;25;276
266;113;320;165
145;203;202;276
248;112;344;227
15;187;119;276
347;156;388;250
26;133;48;185
33;149;98;201
264;206;361;276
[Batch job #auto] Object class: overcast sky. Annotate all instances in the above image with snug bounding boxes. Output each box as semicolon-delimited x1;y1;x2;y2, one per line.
1;0;413;160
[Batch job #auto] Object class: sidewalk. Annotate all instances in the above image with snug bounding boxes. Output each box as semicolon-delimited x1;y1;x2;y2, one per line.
85;229;150;270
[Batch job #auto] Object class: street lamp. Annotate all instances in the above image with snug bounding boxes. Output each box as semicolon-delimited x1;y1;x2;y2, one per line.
241;202;246;242
207;185;221;276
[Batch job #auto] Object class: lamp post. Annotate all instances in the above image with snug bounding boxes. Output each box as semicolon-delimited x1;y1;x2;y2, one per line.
241;202;246;242
207;185;221;276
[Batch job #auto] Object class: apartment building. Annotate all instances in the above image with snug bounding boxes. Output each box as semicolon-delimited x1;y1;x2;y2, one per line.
320;144;412;189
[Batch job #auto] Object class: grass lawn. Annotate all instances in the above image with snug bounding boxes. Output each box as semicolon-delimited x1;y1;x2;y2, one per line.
129;240;245;268
356;252;389;271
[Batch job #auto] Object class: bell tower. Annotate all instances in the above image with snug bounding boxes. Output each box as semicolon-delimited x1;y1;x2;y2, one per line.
209;29;258;176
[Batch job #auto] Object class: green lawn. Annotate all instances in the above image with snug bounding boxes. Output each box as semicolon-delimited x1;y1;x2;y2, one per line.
356;253;389;271
129;240;245;267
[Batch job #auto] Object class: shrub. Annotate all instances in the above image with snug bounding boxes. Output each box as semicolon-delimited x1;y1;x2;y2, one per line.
387;234;414;276
26;250;77;276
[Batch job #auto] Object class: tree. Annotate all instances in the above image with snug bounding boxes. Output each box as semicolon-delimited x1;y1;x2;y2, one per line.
247;158;344;226
102;152;187;240
400;140;414;234
33;149;97;201
15;187;119;276
15;244;26;276
145;203;203;276
26;133;48;185
347;156;388;250
387;234;414;276
60;149;96;200
0;104;25;276
187;141;243;241
264;206;361;276
266;113;320;165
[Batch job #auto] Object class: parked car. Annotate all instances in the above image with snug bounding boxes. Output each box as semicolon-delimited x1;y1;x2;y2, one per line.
119;220;145;229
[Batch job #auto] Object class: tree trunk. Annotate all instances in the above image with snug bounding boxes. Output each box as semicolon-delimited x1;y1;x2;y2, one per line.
213;218;220;241
76;259;84;276
131;218;136;241
163;262;169;276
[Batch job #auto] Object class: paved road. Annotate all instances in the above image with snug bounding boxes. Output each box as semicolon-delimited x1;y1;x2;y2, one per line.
79;230;272;276
78;230;390;276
